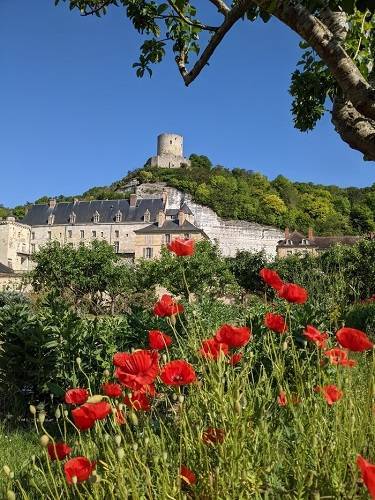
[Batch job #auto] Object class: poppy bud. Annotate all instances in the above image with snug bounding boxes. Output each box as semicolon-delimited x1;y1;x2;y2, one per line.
63;410;69;418
178;395;185;403
133;443;138;452
103;369;110;378
104;434;110;441
40;434;49;447
118;403;124;411
72;476;78;485
114;435;122;446
38;412;46;424
234;400;242;414
3;465;11;476
282;341;288;351
130;412;138;426
9;472;14;479
29;405;37;415
170;315;176;326
162;354;167;364
55;408;61;419
117;448;125;460
172;393;178;401
7;491;16;500
87;395;104;404
76;357;82;366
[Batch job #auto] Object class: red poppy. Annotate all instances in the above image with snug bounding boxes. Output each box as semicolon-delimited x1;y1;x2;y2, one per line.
303;325;329;348
259;268;284;291
202;428;225;445
315;384;343;405
47;442;72;461
228;353;243;366
357;455;375;499
153;294;184;317
199;338;229;360
138;383;156;396
264;313;288;334
102;383;122;398
336;327;373;352
148;330;172;350
277;390;287;407
180;465;196;486
324;348;348;365
114;408;126;425
114;350;159;391
65;388;89;405
160;360;196;386
124;391;151;411
71;401;112;431
278;283;308;304
64;456;96;484
167;238;195;256
214;324;251;348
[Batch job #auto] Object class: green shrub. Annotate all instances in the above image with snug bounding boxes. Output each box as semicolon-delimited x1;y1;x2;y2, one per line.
344;301;375;341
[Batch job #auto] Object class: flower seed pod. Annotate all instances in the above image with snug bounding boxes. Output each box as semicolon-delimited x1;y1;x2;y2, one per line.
162;354;167;364
63;410;69;418
76;357;82;367
40;434;50;447
282;341;288;351
55;408;61;419
29;405;37;415
103;369;110;378
6;491;16;500
114;435;122;446
172;393;178;401
117;448;125;460
3;465;11;477
178;395;184;404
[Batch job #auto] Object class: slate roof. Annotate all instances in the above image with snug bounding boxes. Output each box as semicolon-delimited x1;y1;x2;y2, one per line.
135;220;202;234
22;199;164;226
277;231;316;247
0;263;14;275
165;204;193;216
277;230;361;250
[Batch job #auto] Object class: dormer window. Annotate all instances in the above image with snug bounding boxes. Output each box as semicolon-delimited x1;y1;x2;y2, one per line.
93;211;100;223
48;214;55;225
115;210;122;223
69;212;76;224
301;239;308;245
144;209;151;223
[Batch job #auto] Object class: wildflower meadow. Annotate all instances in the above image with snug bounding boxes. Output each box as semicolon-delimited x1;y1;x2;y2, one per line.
1;239;375;499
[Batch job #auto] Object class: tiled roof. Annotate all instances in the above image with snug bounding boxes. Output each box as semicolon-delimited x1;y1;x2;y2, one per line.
0;263;14;275
134;220;202;234
22;199;164;226
313;236;361;249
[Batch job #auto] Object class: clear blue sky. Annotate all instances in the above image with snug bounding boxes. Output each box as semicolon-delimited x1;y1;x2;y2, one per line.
1;0;374;207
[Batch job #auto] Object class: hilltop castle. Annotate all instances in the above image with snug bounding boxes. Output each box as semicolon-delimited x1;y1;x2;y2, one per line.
0;133;361;289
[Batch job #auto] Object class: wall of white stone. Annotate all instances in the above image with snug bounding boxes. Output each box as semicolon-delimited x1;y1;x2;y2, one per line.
136;183;284;257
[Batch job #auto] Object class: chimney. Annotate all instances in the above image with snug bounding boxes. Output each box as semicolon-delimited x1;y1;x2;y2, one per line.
162;189;168;206
284;227;290;240
308;227;314;240
178;210;186;226
49;198;56;209
74;197;79;204
129;194;137;208
158;210;166;228
6;216;16;223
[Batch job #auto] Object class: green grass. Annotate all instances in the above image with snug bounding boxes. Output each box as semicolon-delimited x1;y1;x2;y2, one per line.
0;423;39;482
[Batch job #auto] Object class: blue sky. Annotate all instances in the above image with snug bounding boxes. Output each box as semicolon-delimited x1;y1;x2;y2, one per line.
1;0;374;207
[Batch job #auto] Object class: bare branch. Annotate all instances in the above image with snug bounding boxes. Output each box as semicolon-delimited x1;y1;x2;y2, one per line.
209;0;230;16
178;0;249;85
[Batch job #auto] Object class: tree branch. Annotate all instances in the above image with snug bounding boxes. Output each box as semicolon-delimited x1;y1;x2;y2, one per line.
167;0;218;31
80;0;112;16
177;0;249;85
332;98;375;161
209;0;230;16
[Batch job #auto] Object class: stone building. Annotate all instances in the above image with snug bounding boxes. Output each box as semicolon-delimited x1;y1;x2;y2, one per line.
0;218;31;272
276;228;361;258
148;133;191;169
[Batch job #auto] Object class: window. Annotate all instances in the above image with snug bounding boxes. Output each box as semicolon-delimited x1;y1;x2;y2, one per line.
101;232;104;238
144;210;151;223
125;233;128;237
287;250;293;255
68;230;72;238
48;214;55;225
92;230;97;238
165;234;171;244
115;211;122;223
80;230;85;239
31;232;35;240
113;241;120;253
7;259;13;269
79;241;85;247
115;230;119;238
145;235;152;245
93;211;100;223
69;212;76;224
184;233;190;240
47;231;52;240
31;244;36;253
144;247;153;259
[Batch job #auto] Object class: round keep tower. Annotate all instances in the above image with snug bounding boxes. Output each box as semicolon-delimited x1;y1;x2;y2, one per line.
157;133;183;157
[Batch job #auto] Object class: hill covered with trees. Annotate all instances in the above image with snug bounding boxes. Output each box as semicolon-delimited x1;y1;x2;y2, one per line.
2;154;375;235
114;155;375;236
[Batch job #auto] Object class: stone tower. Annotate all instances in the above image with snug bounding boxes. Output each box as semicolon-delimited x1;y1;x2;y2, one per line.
150;133;191;169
